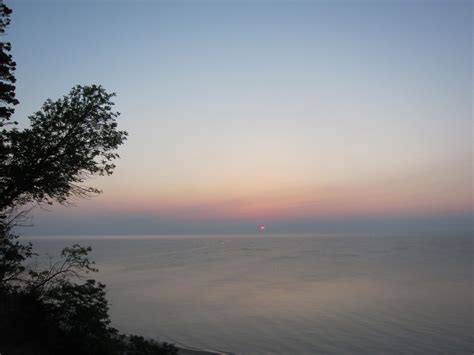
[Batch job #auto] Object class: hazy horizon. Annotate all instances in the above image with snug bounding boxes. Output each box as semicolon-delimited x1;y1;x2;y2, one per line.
18;210;472;236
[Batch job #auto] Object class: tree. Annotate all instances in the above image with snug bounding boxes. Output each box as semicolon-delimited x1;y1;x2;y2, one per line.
0;2;177;354
0;82;128;291
0;0;18;228
0;0;25;289
0;0;17;124
1;84;128;211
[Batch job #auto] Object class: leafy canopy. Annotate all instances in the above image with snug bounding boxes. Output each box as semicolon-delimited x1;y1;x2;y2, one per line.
1;85;128;210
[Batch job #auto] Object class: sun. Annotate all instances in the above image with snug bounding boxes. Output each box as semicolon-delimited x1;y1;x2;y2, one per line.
259;225;266;231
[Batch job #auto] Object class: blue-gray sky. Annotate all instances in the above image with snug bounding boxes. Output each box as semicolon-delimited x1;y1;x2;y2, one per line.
10;0;472;235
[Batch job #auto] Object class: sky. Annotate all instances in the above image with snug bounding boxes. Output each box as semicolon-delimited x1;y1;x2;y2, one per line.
9;0;473;235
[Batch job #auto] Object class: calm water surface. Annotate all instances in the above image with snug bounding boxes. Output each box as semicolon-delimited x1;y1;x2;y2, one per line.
29;234;472;354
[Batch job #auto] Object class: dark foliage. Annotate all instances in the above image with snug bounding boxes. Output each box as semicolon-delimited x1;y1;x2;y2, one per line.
1;84;128;210
0;228;32;285
0;0;17;124
126;336;179;355
0;245;178;355
0;2;178;354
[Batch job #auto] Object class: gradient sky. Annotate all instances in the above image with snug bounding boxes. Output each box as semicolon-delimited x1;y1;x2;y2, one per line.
10;0;472;235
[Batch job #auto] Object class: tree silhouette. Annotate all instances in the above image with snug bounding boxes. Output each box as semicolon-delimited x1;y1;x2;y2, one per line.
0;0;17;124
0;85;128;210
0;1;177;354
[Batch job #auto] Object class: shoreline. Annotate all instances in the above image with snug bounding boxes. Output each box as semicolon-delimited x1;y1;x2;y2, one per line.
176;345;235;355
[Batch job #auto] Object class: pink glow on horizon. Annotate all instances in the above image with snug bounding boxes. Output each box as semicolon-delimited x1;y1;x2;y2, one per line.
84;156;472;220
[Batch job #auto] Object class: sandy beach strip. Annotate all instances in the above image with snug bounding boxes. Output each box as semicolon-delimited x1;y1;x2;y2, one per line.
176;344;235;355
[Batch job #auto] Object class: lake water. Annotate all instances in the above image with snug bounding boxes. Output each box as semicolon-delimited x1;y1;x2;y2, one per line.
27;233;472;354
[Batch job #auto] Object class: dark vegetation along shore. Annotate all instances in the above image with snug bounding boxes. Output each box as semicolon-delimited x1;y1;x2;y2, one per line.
0;1;200;354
